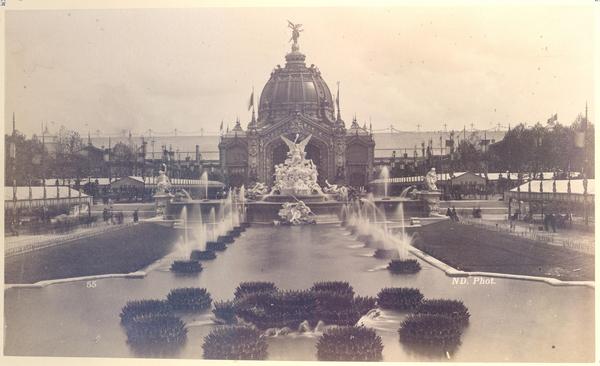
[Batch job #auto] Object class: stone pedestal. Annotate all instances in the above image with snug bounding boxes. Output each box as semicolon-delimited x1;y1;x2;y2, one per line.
154;193;173;218
417;190;441;217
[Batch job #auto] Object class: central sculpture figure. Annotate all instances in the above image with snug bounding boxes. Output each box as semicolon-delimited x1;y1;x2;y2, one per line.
272;134;322;196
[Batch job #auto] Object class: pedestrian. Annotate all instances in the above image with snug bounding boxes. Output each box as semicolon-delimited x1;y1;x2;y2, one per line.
550;213;556;233
451;207;459;222
133;209;139;223
446;207;452;217
543;214;549;232
102;208;109;223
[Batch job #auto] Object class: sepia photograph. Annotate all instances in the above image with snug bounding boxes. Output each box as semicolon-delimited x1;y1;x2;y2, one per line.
1;0;596;364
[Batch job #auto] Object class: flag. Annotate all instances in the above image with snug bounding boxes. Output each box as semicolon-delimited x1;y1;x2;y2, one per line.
248;90;254;111
547;113;557;124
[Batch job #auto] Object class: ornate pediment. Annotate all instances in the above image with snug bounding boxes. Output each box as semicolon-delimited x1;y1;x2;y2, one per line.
259;115;334;146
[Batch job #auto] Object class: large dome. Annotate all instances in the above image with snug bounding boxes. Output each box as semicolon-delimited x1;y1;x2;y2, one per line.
258;50;335;125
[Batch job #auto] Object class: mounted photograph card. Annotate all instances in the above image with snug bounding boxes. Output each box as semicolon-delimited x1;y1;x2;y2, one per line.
1;0;596;365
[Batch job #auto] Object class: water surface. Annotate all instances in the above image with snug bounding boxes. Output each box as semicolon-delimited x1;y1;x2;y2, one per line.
4;224;594;362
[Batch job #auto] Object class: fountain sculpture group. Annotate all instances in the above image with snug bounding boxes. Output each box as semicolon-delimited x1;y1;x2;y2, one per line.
154;133;442;229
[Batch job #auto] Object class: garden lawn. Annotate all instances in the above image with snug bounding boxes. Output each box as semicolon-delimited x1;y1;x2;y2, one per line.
413;220;594;281
5;222;177;284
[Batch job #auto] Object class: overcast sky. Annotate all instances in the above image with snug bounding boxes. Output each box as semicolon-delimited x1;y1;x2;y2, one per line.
5;5;596;137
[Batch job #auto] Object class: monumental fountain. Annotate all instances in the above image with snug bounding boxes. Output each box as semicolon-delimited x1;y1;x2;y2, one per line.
162;129;442;228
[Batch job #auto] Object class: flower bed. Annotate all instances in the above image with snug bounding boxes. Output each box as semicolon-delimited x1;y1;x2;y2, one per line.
353;295;377;316
387;259;422;274
235;290;317;330
120;299;173;326
202;326;268;360
206;241;227;251
125;314;187;345
216;234;235;244
166;287;212;312
170;260;202;273
234;281;278;299
310;281;355;297
313;290;355;325
316;326;383;361
377;287;423;311
233;284;375;328
416;299;470;326
190;250;217;260
213;300;237;324
230;227;244;236
399;314;462;347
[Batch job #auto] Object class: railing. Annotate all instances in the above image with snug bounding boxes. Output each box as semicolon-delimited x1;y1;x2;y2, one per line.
459;218;594;255
5;222;136;257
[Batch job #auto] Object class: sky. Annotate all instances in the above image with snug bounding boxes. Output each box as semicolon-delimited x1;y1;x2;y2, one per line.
4;4;597;137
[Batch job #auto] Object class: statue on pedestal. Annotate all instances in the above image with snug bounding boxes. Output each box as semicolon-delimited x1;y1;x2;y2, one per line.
156;163;173;194
418;167;441;217
154;163;173;217
424;167;438;191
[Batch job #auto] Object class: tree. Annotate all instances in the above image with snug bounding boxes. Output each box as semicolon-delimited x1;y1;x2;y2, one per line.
454;140;482;172
4;131;46;185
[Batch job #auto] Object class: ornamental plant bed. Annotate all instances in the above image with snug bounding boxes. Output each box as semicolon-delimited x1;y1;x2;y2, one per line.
235;290;317;330
234;281;278;299
316;326;383;361
377;287;423;311
190;250;217;261
232;281;375;329
387;259;422;274
310;281;355;297
213;300;237;324
217;235;235;244
125;314;187;345
416;299;470;326
170;260;202;273
399;314;462;347
230;227;244;236
202;326;268;360
120;299;173;326
166;287;212;312
206;241;227;251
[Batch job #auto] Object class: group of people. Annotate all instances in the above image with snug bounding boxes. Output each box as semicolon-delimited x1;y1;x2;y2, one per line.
445;207;460;222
